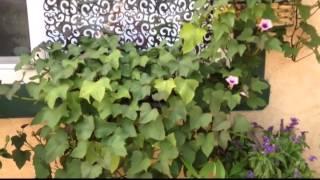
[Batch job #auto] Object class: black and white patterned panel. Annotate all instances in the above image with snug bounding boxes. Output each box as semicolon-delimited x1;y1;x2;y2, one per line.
44;0;194;48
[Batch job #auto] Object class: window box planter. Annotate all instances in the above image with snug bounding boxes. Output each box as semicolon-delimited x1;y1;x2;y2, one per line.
0;86;43;118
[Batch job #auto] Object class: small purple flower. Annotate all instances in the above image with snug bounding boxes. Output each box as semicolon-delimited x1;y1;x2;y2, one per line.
258;19;273;31
263;136;271;144
285;117;299;131
291;135;301;144
267;126;274;132
262;136;276;154
225;75;239;89
246;170;255;178
291;117;299;124
290;130;307;144
264;144;276;154
290;117;299;127
309;155;317;162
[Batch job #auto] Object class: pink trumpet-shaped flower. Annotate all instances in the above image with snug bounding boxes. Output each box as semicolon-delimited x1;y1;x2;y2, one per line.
226;75;239;89
259;19;273;31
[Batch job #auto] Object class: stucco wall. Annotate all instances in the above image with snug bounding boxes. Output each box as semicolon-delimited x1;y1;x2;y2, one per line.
0;0;320;178
239;0;320;175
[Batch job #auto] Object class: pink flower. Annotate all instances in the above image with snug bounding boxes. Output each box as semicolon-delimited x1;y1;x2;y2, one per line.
258;19;273;31
226;75;239;89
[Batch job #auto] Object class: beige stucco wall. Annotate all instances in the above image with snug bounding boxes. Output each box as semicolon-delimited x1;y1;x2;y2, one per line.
0;0;320;178
239;0;320;175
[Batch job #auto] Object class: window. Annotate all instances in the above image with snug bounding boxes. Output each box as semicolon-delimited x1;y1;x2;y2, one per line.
0;0;48;56
0;0;30;57
0;0;47;83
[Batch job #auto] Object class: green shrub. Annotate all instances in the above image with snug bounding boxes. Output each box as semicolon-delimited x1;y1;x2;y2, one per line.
1;33;265;178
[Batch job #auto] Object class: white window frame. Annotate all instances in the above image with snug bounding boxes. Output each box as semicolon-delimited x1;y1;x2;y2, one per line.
0;0;47;83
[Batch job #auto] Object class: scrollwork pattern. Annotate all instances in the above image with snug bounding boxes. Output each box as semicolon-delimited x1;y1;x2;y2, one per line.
44;0;195;48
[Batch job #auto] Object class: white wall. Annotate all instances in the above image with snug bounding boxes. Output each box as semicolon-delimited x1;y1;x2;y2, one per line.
26;0;47;50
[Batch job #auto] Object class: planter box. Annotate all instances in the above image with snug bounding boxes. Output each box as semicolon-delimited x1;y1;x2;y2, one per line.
0;86;43;118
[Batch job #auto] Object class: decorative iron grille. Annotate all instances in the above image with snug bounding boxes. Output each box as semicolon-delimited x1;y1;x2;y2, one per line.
44;0;194;48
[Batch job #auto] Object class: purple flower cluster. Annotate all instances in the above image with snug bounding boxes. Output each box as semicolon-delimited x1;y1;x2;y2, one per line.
262;136;276;154
251;118;308;155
